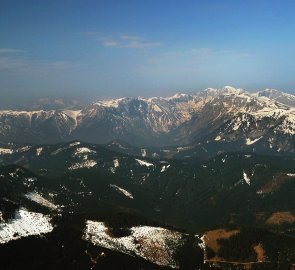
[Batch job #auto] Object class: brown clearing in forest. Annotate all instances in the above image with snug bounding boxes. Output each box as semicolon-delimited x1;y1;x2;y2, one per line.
204;229;239;253
253;243;266;262
266;211;295;225
257;173;295;194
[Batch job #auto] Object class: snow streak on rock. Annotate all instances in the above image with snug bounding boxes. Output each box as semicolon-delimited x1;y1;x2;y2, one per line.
135;159;154;167
24;192;58;210
109;184;134;199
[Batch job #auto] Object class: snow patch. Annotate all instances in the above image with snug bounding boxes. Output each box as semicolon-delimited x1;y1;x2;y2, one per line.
160;164;170;172
245;136;263;145
17;146;31;153
141;149;147;157
73;147;95;156
109;184;133;199
152;104;162;112
36;147;43;156
243;171;251;185
135;159;154;167
113;159;119;168
51;147;66;155
63;110;81;120
198;235;207;264
24;192;58;210
23;177;37;187
0;209;53;244
95;98;125;108
83;221;182;268
214;135;221;141
0;148;13;155
69;160;97;170
69;141;81;147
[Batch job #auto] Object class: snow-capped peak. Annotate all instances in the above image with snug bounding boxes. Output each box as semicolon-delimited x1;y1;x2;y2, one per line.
167;93;190;100
222;86;245;95
94;98;127;108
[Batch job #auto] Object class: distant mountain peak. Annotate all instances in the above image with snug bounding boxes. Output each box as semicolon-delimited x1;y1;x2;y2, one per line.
221;85;245;94
94;97;126;108
256;88;295;107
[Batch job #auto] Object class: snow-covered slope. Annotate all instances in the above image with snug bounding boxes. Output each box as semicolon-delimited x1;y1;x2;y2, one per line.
84;220;186;268
0;209;53;244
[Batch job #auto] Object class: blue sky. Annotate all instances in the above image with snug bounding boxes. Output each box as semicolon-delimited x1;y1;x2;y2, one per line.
1;0;295;105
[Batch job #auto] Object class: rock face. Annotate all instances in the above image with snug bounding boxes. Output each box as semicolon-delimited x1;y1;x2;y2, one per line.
0;86;294;153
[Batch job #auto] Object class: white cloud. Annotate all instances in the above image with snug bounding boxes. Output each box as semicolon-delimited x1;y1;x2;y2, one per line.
101;35;161;49
0;48;24;54
120;35;142;41
0;57;26;70
102;39;119;47
123;41;161;49
0;57;82;73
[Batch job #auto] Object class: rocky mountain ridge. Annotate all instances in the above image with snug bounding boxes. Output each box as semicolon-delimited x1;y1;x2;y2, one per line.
0;87;294;153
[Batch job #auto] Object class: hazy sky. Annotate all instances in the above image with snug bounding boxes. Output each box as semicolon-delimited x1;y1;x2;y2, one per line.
1;0;295;106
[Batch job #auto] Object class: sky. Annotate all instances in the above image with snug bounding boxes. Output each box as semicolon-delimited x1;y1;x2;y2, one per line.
1;0;295;106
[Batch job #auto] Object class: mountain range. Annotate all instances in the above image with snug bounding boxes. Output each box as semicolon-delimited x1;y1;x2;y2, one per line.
0;86;294;155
